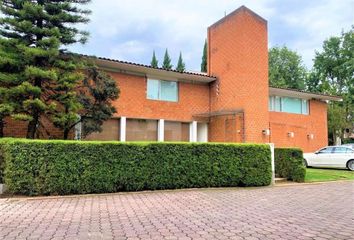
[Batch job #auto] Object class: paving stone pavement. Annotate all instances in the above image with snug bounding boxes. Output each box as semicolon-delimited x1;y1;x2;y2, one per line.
0;181;353;240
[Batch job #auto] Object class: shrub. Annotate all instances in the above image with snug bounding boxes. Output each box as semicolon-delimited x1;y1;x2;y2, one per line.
0;139;272;196
274;148;306;182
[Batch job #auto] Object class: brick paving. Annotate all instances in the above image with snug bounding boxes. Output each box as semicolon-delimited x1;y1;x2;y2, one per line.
0;181;353;240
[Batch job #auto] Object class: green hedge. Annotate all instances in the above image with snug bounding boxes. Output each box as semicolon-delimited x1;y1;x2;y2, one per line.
0;139;272;196
274;148;306;182
0;143;4;184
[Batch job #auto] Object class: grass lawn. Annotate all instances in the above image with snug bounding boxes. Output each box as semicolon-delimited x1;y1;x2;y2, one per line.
305;168;354;182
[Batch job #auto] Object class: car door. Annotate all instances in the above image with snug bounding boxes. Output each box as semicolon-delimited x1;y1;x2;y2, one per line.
331;147;353;168
313;147;334;167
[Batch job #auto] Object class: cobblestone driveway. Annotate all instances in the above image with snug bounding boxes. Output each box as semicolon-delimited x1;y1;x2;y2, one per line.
0;181;353;240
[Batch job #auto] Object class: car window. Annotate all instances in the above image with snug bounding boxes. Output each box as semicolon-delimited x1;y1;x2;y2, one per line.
318;147;333;154
334;147;352;153
333;147;349;154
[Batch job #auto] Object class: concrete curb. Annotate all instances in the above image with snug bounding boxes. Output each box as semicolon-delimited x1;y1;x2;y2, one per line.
1;180;353;202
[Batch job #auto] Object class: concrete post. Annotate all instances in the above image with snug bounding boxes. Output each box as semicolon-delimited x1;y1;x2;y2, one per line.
268;143;275;185
120;116;126;142
190;121;197;142
158;119;165;142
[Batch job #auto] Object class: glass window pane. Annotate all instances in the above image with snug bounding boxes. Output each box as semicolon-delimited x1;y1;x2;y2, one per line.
269;96;274;111
302;100;309;114
334;147;348;153
275;96;281;111
147;79;159;100
282;97;302;114
164;121;189;142
84;119;120;141
126;119;158;141
319;147;333;154
161;81;178;102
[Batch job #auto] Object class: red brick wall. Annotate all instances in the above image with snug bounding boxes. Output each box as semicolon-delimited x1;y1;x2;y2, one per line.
207;7;269;143
3;116;66;139
109;72;210;122
269;100;328;152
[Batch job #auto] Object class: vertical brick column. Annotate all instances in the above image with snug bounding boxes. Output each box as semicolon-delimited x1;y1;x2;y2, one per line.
208;6;269;143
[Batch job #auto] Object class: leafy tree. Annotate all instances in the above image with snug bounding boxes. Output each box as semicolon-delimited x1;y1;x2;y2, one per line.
0;0;91;139
309;27;354;144
63;65;119;139
201;40;207;72
150;50;158;68
162;49;172;70
269;46;307;90
176;52;186;72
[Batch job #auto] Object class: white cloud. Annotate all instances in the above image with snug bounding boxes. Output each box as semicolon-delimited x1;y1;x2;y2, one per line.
278;0;353;67
70;0;353;71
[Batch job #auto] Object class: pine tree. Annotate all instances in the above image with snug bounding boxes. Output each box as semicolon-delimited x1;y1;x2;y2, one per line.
176;52;186;72
162;49;173;70
0;0;92;139
150;51;159;68
201;40;207;72
0;38;39;137
77;65;119;138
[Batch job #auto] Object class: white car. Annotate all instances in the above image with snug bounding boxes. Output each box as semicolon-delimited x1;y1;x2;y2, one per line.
304;146;354;171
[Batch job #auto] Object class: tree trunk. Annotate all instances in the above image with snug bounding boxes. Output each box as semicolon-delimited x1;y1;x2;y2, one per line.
26;112;39;139
63;128;70;140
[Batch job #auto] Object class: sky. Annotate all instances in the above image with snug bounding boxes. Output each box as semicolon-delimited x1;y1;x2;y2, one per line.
70;0;354;72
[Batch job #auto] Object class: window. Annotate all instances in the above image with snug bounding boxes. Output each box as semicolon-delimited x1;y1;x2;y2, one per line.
164;121;189;142
126;119;158;141
318;147;334;154
147;79;178;102
333;147;353;154
84;119;120;141
269;96;309;115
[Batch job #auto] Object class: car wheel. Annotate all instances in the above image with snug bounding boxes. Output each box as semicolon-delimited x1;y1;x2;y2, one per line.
303;159;308;168
347;160;354;171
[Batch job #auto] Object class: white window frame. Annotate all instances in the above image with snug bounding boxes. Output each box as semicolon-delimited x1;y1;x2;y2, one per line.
269;96;309;115
147;78;179;102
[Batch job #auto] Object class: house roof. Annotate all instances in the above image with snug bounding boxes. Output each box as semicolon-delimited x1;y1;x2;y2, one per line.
82;54;217;84
80;54;341;101
269;86;342;102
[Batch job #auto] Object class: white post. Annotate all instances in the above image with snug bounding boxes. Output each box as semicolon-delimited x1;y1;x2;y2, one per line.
120;116;126;142
268;143;275;185
190;121;197;142
158;119;164;141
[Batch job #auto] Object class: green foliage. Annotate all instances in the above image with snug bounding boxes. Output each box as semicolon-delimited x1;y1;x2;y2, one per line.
162;49;172;70
309;27;354;144
176;52;186;72
201;40;207;72
150;50;158;68
0;142;4;183
275;148;306;182
76;65;120;138
0;38;39;137
0;0;92;139
0;139;272;196
269;46;307;90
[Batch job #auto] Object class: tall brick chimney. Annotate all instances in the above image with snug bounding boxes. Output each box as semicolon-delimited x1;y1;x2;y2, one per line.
208;6;269;143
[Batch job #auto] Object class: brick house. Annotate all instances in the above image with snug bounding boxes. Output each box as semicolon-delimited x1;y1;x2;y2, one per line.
4;6;341;152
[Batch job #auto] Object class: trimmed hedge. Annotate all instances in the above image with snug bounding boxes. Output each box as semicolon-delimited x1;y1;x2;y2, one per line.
0;144;3;184
275;148;306;182
0;139;272;196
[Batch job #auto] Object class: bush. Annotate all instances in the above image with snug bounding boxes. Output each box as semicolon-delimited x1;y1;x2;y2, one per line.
274;148;306;182
0;139;272;196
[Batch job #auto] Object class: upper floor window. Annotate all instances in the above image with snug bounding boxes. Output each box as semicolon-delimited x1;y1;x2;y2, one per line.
147;79;178;102
269;96;309;115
